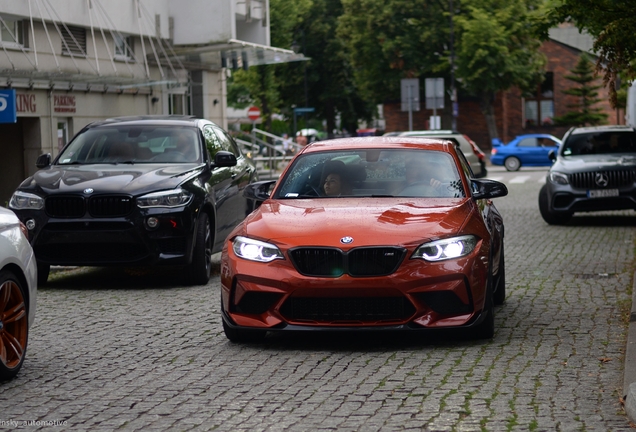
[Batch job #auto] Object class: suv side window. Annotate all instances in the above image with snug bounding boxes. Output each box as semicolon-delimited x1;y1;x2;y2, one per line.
203;125;222;158
213;127;241;157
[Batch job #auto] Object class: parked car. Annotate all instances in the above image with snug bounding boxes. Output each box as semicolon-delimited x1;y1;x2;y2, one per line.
539;125;636;224
490;134;561;171
0;206;37;381
9;116;258;285
220;136;507;342
397;130;488;177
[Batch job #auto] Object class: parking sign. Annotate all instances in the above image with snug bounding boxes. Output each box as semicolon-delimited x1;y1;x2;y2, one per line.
0;89;17;123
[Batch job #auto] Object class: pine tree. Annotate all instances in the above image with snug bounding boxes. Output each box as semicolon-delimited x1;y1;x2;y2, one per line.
552;53;608;126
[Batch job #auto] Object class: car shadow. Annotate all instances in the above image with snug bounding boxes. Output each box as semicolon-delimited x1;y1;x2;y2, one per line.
40;261;222;290
233;327;490;351
567;213;636;227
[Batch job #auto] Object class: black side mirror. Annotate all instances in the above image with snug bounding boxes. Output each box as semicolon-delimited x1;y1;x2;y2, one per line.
244;180;276;202
212;151;237;168
36;153;51;169
548;150;557;162
471;179;508;200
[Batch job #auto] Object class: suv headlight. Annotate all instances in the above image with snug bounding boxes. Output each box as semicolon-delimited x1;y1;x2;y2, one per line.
549;172;569;185
137;188;193;208
232;236;284;263
412;235;478;262
9;191;44;210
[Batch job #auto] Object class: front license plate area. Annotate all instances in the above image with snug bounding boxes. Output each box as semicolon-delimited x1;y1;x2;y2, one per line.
587;189;619;198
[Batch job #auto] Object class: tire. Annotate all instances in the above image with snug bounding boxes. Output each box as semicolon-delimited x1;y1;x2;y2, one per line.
504;156;521;171
186;212;213;286
493;243;506;306
222;319;266;343
538;185;571;225
37;262;50;286
0;270;29;381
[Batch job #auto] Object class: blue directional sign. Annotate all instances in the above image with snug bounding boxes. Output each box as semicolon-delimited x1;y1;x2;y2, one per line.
294;107;315;114
0;89;17;123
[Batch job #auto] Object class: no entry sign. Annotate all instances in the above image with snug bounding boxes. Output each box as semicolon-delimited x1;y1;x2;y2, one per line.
247;106;261;121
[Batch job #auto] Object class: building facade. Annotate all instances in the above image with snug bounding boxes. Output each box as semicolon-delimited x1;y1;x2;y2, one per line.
0;0;303;204
383;26;621;153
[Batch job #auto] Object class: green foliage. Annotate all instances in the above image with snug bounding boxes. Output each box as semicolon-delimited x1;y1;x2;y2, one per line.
543;0;636;107
552;53;608;126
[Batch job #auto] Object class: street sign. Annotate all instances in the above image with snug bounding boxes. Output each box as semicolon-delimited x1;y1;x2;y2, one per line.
247;106;261;121
425;78;445;110
400;79;420;112
293;107;315;114
0;89;16;124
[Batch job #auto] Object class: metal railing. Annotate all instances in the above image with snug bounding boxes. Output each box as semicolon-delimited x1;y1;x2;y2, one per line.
236;128;303;179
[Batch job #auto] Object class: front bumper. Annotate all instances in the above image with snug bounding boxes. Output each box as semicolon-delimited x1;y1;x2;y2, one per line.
547;183;636;213
14;205;197;266
220;245;490;332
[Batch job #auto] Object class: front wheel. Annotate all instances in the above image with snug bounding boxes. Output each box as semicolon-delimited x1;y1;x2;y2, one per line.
504;156;521;171
37;262;50;286
538;185;571;225
0;270;29;381
186;212;213;285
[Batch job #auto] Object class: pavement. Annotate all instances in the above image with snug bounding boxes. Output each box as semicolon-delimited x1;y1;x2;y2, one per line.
623;272;636;424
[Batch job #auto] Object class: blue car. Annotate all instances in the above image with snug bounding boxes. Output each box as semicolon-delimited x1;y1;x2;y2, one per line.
490;134;561;171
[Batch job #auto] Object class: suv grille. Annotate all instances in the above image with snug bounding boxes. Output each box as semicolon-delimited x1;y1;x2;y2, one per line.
45;196;85;218
289;247;405;277
569;169;636;189
45;195;133;218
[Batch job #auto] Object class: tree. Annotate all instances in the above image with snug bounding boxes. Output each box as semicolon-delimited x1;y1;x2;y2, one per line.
543;0;636;107
551;53;608;126
454;0;546;142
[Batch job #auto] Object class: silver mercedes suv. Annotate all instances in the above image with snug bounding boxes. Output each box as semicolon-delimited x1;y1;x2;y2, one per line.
539;125;636;224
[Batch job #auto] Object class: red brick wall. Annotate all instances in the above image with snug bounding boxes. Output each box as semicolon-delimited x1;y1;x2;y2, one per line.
383;39;623;151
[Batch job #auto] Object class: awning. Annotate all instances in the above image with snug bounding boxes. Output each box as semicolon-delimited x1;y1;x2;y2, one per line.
161;39;309;70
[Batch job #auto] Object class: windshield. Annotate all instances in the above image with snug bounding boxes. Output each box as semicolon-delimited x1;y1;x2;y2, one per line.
275;149;465;198
56;125;201;164
562;131;636;156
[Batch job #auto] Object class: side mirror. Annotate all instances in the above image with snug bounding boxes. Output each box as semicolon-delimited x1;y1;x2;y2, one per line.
471;179;508;200
212;151;237;168
244;180;276;202
36;153;51;169
548;150;557;162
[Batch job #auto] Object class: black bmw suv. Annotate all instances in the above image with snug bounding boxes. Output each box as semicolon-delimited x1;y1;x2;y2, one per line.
539;125;636;224
9;116;258;285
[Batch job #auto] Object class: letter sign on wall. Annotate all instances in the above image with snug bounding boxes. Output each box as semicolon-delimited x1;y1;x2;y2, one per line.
0;89;17;123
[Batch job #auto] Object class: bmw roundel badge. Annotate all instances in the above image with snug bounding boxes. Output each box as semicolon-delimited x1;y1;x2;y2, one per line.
340;236;354;244
84;188;94;194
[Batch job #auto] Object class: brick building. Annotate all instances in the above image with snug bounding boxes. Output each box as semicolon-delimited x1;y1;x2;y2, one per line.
383;26;622;152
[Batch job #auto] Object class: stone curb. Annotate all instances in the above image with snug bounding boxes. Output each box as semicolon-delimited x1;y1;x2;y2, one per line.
624;270;636;423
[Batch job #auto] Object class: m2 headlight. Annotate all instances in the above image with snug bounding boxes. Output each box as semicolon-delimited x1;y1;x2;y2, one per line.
232;236;284;263
412;235;478;262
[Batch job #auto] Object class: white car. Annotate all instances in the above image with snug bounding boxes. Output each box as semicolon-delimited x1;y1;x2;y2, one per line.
397;130;488;178
0;206;37;381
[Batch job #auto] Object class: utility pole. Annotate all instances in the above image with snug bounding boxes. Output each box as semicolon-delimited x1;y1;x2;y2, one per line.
450;0;457;131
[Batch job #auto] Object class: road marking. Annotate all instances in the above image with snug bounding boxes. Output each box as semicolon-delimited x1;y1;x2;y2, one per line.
510;176;531;184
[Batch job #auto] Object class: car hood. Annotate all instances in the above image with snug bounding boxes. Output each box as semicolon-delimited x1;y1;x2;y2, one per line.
554;154;636;173
242;198;474;248
17;163;203;196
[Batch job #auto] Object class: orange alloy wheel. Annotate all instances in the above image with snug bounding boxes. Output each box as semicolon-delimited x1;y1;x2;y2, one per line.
0;273;28;376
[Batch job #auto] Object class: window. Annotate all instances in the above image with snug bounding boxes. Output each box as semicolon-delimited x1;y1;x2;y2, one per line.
213;127;241;157
524;72;554;127
114;34;134;60
61;25;86;56
168;92;191;115
517;138;539;147
0;18;24;47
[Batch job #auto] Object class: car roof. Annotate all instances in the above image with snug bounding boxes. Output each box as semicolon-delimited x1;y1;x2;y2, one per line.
300;136;457;153
570;125;636;135
398;130;459;136
86;115;207;128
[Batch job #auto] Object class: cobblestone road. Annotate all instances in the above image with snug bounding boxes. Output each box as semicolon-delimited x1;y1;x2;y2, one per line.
1;168;635;431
